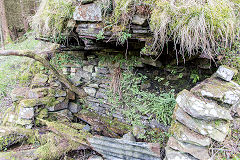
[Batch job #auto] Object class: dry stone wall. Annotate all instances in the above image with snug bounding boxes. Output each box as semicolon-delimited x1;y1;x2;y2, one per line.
165;66;240;160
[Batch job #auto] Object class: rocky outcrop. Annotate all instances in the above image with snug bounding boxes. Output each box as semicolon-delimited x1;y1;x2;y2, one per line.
165;66;239;160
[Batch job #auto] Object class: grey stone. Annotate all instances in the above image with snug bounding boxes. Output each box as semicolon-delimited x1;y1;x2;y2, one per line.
28;88;48;99
141;58;162;67
122;132;136;142
19;107;34;120
73;3;102;22
175;106;230;142
171;121;211;147
11;87;29;102
191;78;240;106
83;87;97;96
70;76;82;86
47;99;69;111
167;137;210;160
76;70;92;81
216;65;237;81
99;83;110;89
132;15;147;26
16;119;32;126
95;67;110;74
88;155;103;160
55;90;67;97
83;65;94;73
83;124;91;132
69;102;81;113
165;147;197;160
88;83;99;88
96;90;108;99
176;90;233;121
31;73;49;88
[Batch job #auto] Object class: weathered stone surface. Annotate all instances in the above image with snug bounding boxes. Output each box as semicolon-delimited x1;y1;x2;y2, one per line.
122;132;136;142
176;89;232;120
76;70;92;81
167;137;210;160
19;107;34;120
88;136;161;160
83;87;97;96
83;65;94;73
165;147;197;160
11;87;29;102
0;129;26;151
28;88;48;99
141;58;162;67
67;89;75;100
88;155;103;160
19;99;39;108
70;76;82;86
191;78;240;105
95;67;109;74
55;90;67;97
169;121;211;147
88;83;99;88
73;3;102;22
215;65;237;81
47;99;69;111
132;15;147;26
69;102;82;113
175;106;230;142
31;73;48;88
96;89;108;99
16;119;32;126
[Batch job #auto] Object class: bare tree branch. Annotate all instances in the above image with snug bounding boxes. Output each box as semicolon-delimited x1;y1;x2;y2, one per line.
0;49;86;97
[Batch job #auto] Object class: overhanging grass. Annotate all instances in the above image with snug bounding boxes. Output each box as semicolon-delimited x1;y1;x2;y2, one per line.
31;0;75;40
111;0;240;58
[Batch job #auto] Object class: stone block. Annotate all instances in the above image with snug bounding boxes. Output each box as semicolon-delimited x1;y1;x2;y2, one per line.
132;15;147;26
31;73;49;88
28;88;48;99
88;83;99;88
83;65;94;73
11;87;29;102
95;67;110;74
175;106;230;142
18;107;34;120
167;137;210;160
69;102;82;113
165;147;197;160
176;89;233;121
216;65;237;81
73;3;102;22
83;87;97;97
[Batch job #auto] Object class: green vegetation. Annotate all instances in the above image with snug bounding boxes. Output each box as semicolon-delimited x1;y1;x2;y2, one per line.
106;70;176;140
32;0;75;42
50;52;83;70
108;0;240;58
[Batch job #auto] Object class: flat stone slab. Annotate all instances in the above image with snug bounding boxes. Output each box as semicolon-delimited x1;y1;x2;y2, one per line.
167;137;210;160
73;3;102;22
215;65;237;81
165;147;197;160
175;106;230;142
176;90;232;120
191;78;240;105
169;121;211;147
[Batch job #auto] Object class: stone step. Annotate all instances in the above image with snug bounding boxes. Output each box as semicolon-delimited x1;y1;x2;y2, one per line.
176;89;232;121
169;121;211;147
191;77;240;106
174;106;230;142
167;137;210;160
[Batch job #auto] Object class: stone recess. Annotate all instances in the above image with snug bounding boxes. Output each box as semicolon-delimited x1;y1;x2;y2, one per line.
165;66;238;160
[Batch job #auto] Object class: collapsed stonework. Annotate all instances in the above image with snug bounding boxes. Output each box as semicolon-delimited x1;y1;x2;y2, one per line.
165;66;240;160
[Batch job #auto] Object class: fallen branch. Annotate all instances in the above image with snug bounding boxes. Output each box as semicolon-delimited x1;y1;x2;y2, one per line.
0;49;86;97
